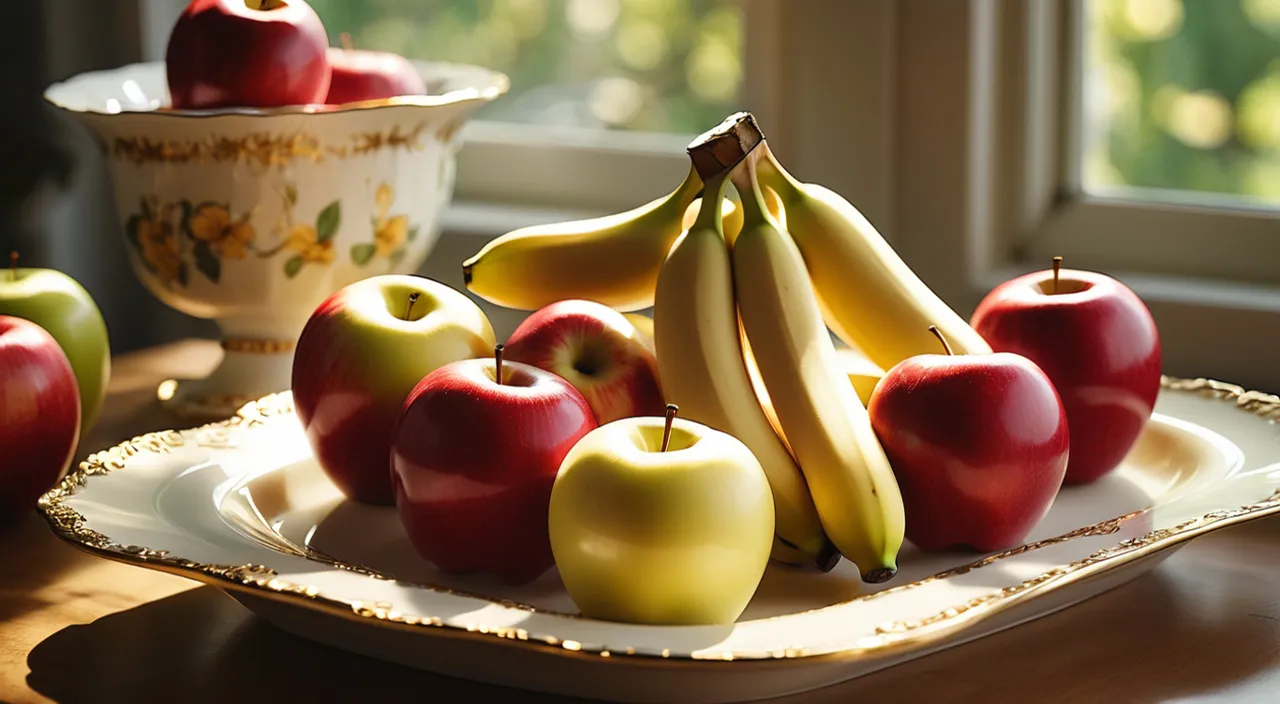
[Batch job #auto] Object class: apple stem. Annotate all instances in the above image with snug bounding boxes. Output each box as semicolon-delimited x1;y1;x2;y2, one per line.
494;344;505;386
340;32;354;52
404;292;420;320
8;251;15;282
661;404;679;452
1052;256;1063;294
928;325;954;356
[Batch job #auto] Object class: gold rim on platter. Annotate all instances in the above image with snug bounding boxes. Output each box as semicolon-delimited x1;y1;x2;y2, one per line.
34;376;1280;664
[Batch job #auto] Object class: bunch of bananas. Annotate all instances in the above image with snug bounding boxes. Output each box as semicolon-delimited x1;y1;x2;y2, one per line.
462;113;991;583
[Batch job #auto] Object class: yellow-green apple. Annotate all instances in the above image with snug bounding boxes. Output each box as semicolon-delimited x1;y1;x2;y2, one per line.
549;406;774;625
0;255;110;431
325;46;426;104
970;259;1160;484
166;0;332;109
292;275;494;506
503;299;664;424
869;328;1068;552
390;347;596;585
0;316;80;523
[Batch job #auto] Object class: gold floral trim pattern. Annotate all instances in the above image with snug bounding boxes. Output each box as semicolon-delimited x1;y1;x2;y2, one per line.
34;377;1280;663
112;121;430;167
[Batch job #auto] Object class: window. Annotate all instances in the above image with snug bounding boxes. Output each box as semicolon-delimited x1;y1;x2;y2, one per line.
301;0;747;212
887;0;1280;392
1083;0;1280;207
308;0;744;134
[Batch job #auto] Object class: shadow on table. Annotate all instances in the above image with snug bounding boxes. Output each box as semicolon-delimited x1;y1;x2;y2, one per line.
773;563;1279;704
26;558;1279;704
25;586;587;704
0;514;90;622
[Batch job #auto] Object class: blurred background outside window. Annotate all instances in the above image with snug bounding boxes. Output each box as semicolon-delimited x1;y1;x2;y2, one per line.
307;0;744;135
1084;0;1280;207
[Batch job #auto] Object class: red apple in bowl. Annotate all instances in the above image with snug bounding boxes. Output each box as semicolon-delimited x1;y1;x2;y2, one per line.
166;0;332;109
325;46;427;104
503;299;664;425
868;328;1069;552
291;275;495;506
391;347;597;585
0;316;81;523
971;259;1161;485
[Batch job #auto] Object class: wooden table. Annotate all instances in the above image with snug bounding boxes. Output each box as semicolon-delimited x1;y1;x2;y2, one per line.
3;340;1280;703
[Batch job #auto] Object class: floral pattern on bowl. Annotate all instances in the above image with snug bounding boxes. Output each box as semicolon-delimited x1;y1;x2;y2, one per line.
45;60;507;419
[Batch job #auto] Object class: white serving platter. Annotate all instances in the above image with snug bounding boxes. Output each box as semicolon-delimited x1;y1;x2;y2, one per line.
38;377;1280;703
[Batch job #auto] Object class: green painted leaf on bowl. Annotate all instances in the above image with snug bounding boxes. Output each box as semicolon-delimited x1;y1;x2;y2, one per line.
316;201;341;243
351;243;376;266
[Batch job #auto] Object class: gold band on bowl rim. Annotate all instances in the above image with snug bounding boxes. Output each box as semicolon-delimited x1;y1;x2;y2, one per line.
34;376;1280;664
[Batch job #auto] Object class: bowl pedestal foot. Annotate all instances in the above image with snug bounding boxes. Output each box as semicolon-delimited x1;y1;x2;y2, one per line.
158;338;297;421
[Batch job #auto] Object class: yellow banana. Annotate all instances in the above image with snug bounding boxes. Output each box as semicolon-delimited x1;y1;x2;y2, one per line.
731;153;905;583
653;166;830;567
835;347;886;407
755;143;991;370
622;312;655;354
681;187;782;245
462;165;702;311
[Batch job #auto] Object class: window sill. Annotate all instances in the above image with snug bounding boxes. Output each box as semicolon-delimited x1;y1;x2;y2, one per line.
439;199;604;240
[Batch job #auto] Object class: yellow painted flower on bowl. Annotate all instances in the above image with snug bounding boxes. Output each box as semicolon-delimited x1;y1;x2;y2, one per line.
126;197;187;288
278;199;341;278
352;183;419;267
285;224;336;265
187;203;255;260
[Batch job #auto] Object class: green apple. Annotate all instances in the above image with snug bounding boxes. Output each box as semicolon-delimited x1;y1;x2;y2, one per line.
0;263;110;431
548;412;774;625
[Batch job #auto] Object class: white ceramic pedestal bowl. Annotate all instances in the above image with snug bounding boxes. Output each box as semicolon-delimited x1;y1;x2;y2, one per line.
44;60;507;420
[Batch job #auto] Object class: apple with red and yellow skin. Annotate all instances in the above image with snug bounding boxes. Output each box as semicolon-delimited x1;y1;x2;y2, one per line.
0;316;81;523
291;275;495;506
503;300;664;425
868;330;1069;552
971;263;1160;485
391;352;596;585
325;47;426;104
166;0;332;109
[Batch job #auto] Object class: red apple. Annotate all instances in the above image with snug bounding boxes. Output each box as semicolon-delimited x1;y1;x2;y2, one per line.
868;328;1068;552
325;47;427;104
166;0;332;109
970;262;1160;485
292;275;495;506
0;316;81;523
503;300;664;425
390;348;596;584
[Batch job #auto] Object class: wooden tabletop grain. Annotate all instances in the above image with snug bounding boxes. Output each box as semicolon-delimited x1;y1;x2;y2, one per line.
2;339;1279;704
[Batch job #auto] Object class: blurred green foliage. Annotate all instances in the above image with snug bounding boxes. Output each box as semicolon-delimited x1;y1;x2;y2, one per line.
1087;0;1280;203
308;0;1279;203
307;0;742;133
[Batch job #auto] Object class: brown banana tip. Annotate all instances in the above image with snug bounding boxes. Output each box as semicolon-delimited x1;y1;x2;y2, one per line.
816;543;842;573
686;112;765;181
462;263;473;285
862;566;897;584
